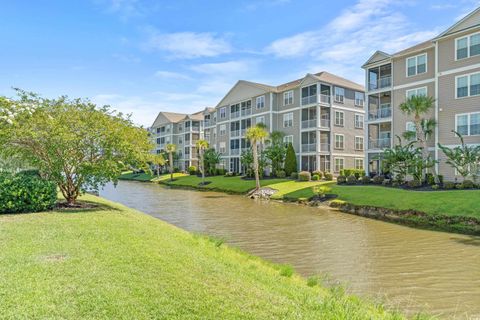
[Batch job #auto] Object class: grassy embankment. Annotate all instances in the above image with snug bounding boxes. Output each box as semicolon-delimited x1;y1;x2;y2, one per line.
0;195;426;319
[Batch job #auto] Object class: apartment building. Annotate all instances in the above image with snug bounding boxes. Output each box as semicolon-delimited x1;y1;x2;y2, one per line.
150;111;204;170
151;71;365;174
363;7;480;180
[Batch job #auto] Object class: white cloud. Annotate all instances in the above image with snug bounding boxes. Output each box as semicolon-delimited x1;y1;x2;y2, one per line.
145;31;232;59
265;32;318;58
154;70;191;80
190;60;254;75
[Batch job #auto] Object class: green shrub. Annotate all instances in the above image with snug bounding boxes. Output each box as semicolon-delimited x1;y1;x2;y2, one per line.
425;173;435;185
312;174;320;181
407;180;422;188
340;169;365;179
0;172;56;214
17;169;40;177
279;265;294;277
290;172;298;179
276;170;286;178
391;181;399;187
173;167;180;173
361;176;370;184
456;183;465;189
306;276;319;287
337;175;347;184
382;179;391;186
372;175;384;184
312;171;322;179
438;175;444;185
462;180;475;189
324;172;333;181
298;171;311;181
284;143;297;176
346;175;357;185
443;181;455;189
188;166;197;175
432;184;440;190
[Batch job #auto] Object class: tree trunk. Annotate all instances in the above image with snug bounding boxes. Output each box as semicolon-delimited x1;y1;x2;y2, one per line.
252;141;260;191
200;149;205;185
169;152;173;181
415;118;438;183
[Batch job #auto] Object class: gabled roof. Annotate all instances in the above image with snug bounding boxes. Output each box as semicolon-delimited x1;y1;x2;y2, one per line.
362;51;392;68
276;72;364;92
392;40;434;57
151;111;187;127
435;6;480;40
215;80;275;108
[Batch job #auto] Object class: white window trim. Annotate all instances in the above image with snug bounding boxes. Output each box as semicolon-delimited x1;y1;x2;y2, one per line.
283;90;294;106
354;92;364;107
455;112;480;136
334;87;345;103
256;116;265;125
334;110;345;126
354;114;364;129
354;136;364;151
455;31;480;61
283;112;293;128
354;158;364;170
406;53;427;77
406;121;417;139
219;124;226;136
256;95;265;109
283;135;294;145
220;107;227;119
455;71;480;99
334;157;345;173
334;134;345;150
406;86;428;99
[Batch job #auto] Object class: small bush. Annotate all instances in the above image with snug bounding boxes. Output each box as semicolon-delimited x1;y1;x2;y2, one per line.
276;170;286;178
443;181;455;189
298;171;311;181
432;184;440;190
279;265;294;277
438;175;444;185
425;173;435;185
391;181;400;187
188;166;197;175
224;171;236;177
346;175;357;185
382;179;391;186
290;172;298;179
0;172;57;214
324;172;333;181
361;176;370;184
173;167;180;173
340;169;365;179
462;180;475;189
456;183;465;189
372;175;384;184
337;175;347;184
407;180;422;188
312;174;320;181
312;171;322;179
307;276;319;287
216;168;226;176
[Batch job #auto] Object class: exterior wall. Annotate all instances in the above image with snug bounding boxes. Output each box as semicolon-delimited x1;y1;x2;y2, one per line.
393;47;435;86
438;29;480;72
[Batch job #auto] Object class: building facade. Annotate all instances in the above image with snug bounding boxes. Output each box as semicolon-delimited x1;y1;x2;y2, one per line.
151;72;365;174
363;8;480;181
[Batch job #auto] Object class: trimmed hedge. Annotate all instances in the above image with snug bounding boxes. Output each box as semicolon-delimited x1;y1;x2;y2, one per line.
0;172;57;214
298;171;311;181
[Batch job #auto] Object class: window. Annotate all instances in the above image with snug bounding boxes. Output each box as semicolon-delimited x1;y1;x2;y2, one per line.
256;116;265;125
406;121;417;139
355;158;364;170
219;124;226;136
334;87;345;103
334;111;344;126
283;112;293;127
334;134;344;149
220;107;227;119
456;112;480;136
456;72;480;98
406;87;427;99
256;96;265;109
355;92;364;106
301;84;317;105
354;114;364;129
334;158;344;173
406;54;427;77
219;142;226;154
283;91;294;105
456;33;480;60
355;136;364;150
283;135;294;146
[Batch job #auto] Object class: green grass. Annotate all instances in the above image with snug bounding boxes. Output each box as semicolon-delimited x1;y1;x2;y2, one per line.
269;180;332;200
0;195;425;319
118;171;155;181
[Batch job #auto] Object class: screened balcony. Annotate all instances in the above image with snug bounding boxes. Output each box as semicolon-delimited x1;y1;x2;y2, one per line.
368;63;392;91
301;107;317;129
301;131;316;152
368;92;392;121
368;122;391;149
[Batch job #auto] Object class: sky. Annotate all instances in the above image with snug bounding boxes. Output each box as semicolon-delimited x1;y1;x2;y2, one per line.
1;0;479;126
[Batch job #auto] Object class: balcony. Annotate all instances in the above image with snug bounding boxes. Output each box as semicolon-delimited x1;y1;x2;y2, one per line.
320;94;330;104
301;95;317;106
301;119;317;129
369;138;391;149
230;111;240;119
301;143;316;152
379;76;391;88
320;118;330;128
241;109;252;117
319;143;330;152
230;148;240;155
368;106;392;121
204;120;215;127
230;130;240;137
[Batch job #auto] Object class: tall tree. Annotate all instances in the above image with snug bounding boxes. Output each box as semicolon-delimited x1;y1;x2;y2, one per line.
165;144;177;181
399;95;438;181
265;130;286;175
150;153;166;178
246;124;268;191
284;143;297;176
203;148;222;175
195;139;209;185
0;90;152;205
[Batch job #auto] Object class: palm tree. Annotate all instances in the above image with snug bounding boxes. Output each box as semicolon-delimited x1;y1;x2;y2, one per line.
165;143;176;181
399;95;438;181
195;139;209;185
151;153;166;178
246;124;269;191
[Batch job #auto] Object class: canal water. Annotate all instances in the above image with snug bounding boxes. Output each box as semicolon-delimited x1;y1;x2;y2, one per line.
100;181;480;319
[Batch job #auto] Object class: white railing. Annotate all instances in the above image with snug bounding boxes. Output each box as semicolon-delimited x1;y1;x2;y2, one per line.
369;138;391;149
230;149;240;155
230;130;240;137
301;119;317;129
319;143;330;152
379;76;391;88
368;106;392;120
320;118;330;128
320;94;331;104
241;109;252;116
301;95;317;105
301;143;316;152
230;111;240;118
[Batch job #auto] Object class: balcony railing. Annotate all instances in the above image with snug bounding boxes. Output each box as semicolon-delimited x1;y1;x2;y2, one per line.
320;94;331;104
301;95;317;106
230;130;240;137
230;111;240;119
204;120;215;127
369;138;391;149
301;143;316;152
368;106;392;120
241;109;252;116
301;119;317;129
320;118;330;128
230;148;240;155
319;143;330;152
369;76;392;91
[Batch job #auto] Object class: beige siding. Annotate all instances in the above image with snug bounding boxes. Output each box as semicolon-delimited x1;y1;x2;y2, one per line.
393;47;435;86
438;28;480;72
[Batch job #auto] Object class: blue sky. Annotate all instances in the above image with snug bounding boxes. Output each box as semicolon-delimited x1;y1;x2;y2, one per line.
1;0;479;126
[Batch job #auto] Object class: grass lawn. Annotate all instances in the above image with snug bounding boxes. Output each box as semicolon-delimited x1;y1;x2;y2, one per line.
0;195;420;319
